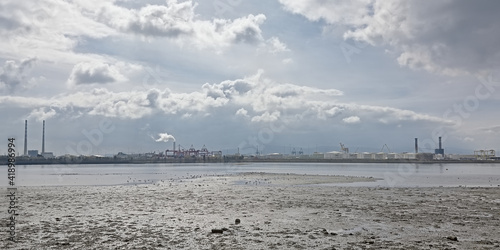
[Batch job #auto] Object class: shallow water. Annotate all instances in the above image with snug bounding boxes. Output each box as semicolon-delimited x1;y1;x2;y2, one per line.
2;162;500;187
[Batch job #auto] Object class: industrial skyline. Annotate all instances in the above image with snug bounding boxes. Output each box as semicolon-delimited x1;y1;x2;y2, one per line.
14;119;493;161
10;118;499;162
1;1;499;156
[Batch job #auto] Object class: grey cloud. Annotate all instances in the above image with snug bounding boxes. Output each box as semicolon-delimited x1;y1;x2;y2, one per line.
0;15;22;31
146;89;160;107
68;62;124;85
233;26;260;44
480;126;500;134
0;58;36;93
280;0;500;75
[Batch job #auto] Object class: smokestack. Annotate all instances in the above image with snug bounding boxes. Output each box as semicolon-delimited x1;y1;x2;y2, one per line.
24;120;28;156
439;136;442;150
173;141;176;155
414;138;418;154
42;120;45;153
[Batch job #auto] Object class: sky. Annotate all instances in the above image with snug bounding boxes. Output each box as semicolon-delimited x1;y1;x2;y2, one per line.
1;0;500;156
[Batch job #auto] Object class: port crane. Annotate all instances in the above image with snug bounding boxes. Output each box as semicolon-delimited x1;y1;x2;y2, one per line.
380;144;391;153
340;143;349;154
474;149;496;160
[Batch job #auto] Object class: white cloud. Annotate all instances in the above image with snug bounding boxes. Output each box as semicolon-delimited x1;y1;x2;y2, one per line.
278;0;372;26
0;71;453;128
463;137;474;142
97;0;195;38
266;37;290;54
0;0;115;61
27;107;57;121
282;58;293;64
251;111;281;123
68;62;127;86
279;0;500;75
343;116;361;124
95;0;267;50
236;108;249;117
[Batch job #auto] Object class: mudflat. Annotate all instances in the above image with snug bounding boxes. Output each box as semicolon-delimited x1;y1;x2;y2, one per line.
1;173;499;249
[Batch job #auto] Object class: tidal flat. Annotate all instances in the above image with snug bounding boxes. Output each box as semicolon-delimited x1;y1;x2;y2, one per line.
1;173;499;249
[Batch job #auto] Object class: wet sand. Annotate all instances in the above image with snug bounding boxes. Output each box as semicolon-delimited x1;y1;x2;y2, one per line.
1;173;499;249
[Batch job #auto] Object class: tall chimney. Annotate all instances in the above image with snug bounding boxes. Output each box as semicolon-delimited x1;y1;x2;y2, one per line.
173;141;176;156
42;120;45;153
24;120;28;156
414;138;418;154
439;136;442;150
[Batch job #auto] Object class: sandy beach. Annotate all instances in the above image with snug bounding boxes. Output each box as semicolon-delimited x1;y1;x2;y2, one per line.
1;172;499;249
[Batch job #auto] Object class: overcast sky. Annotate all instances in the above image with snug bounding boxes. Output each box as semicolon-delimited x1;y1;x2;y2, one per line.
1;0;500;156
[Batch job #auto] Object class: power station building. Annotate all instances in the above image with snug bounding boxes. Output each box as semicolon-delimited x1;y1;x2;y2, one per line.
434;136;445;156
23;120;54;158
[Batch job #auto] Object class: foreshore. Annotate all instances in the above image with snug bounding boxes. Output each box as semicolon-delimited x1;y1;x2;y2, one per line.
1;173;499;249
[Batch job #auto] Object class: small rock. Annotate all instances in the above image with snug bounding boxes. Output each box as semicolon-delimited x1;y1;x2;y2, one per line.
447;236;458;241
235;219;241;224
55;218;61;221
211;229;224;234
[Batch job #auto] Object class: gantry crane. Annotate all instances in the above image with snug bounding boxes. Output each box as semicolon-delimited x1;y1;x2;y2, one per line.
340;143;349;154
381;144;391;153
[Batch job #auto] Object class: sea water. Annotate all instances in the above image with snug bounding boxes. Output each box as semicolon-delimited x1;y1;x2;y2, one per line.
2;162;500;187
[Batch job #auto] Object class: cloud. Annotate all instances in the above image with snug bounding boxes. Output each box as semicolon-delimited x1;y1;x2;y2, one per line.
68;62;126;86
154;132;176;142
128;2;195;37
282;58;293;64
463;137;474;142
96;0;267;49
96;0;195;38
27;107;57;121
251;111;281;123
236;108;249;117
266;37;290;54
480;125;500;134
0;71;453;130
0;58;37;93
343;116;361;124
1;0;114;61
279;0;500;75
279;0;372;26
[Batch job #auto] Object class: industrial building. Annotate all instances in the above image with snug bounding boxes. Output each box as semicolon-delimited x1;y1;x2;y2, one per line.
22;120;54;158
435;136;444;156
165;142;222;159
11;119;497;163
